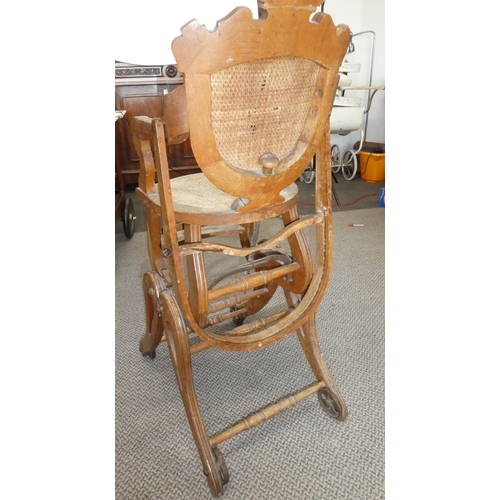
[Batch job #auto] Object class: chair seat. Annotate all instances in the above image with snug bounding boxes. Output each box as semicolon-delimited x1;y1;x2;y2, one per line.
171;173;299;225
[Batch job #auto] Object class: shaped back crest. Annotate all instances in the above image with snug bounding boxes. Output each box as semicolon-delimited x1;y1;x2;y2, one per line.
171;0;349;211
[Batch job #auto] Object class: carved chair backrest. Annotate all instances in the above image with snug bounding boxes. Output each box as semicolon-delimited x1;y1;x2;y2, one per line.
170;0;349;211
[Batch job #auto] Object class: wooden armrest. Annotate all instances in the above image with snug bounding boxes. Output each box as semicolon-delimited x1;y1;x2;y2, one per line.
130;115;154;139
135;186;162;217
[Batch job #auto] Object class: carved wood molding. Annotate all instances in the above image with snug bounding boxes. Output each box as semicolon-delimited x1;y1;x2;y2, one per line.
115;61;184;86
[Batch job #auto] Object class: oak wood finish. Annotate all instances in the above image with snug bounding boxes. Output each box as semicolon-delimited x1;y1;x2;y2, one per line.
130;1;349;495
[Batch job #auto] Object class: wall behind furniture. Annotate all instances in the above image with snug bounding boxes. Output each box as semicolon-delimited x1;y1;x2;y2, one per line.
115;0;258;65
115;0;385;149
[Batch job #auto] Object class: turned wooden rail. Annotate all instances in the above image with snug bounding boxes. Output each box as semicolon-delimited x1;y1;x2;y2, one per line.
209;381;326;447
207;263;300;301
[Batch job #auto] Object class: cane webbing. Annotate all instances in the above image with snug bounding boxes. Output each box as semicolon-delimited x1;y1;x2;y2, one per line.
170;173;298;213
210;57;320;171
171;174;237;211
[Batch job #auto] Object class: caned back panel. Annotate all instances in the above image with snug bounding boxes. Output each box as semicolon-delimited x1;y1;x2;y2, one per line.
210;57;320;171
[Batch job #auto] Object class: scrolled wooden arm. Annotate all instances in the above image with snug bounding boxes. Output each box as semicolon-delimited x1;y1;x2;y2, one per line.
131;116;156;194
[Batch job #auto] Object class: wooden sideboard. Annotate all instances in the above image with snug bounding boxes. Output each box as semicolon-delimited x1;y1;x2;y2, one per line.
115;61;200;185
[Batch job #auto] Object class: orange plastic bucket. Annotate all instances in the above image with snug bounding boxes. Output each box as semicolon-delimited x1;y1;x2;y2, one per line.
359;151;385;183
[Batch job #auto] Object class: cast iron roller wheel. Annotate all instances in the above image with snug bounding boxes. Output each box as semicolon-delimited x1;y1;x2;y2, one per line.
300;162;315;184
122;197;136;239
212;446;230;486
341;149;358;181
330;144;341;173
318;388;342;419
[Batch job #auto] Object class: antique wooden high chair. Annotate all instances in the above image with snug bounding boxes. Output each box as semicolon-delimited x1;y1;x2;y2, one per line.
130;0;350;495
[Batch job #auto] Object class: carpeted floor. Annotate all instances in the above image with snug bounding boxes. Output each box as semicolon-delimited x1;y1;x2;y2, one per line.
115;207;384;499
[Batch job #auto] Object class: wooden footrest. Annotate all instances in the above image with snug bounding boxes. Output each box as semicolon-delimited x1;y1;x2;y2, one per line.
209;381;325;447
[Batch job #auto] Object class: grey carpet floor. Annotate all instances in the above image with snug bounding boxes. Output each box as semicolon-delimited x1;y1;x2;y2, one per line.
115;207;385;499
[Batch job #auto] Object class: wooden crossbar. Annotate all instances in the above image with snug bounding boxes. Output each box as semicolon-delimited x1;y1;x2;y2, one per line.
178;214;322;258
207;263;299;301
226;310;289;336
209;381;325;447
206;307;247;327
190;341;212;354
207;288;268;314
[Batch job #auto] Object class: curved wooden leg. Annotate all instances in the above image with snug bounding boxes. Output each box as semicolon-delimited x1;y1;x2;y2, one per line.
160;289;227;497
184;223;209;327
297;314;348;421
145;205;165;275
279;206;313;294
139;271;167;358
